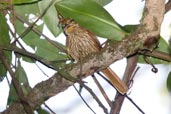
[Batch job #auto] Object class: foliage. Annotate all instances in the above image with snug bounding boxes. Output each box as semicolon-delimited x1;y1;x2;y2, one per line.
167;71;171;92
55;0;126;40
0;12;11;81
0;0;40;4
38;0;61;36
7;62;49;113
7;62;31;106
14;0;67;63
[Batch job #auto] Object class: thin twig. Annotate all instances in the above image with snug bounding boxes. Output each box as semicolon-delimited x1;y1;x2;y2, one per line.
77;81;108;114
35;63;50;77
128;66;140;89
121;66;145;114
12;0;56;44
0;48;34;114
165;0;171;13
125;95;145;114
91;74;112;107
2;45;67;70
96;72;114;88
8;13;52;78
139;50;171;62
15;14;66;53
9;2;16;38
5;75;10;87
43;103;56;114
143;55;158;73
73;84;96;114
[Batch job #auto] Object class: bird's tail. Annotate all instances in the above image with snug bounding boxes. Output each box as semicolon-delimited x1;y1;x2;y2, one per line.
102;67;128;94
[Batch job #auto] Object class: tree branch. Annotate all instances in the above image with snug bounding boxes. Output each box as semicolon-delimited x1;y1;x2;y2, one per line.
2;0;165;113
139;50;171;62
65;0;165;79
110;55;138;114
0;48;34;114
165;0;171;13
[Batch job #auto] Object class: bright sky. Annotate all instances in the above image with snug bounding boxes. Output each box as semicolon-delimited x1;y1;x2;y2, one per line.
1;0;171;114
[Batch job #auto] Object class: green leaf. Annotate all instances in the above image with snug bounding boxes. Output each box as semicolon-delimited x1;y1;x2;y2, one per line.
34;39;67;61
138;36;171;64
22;56;35;63
0;64;7;81
0;3;8;10
14;2;67;63
14;3;42;62
0;0;40;4
0;13;10;48
38;0;61;37
21;35;67;65
157;36;171;53
168;37;171;51
55;0;126;41
92;0;112;6
14;2;43;49
0;12;12;81
14;2;40;20
14;18;43;62
7;84;19;106
167;71;171;93
120;24;139;33
36;107;49;114
7;62;31;106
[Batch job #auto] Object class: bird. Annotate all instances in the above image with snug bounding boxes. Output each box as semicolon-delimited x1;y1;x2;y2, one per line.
60;18;128;95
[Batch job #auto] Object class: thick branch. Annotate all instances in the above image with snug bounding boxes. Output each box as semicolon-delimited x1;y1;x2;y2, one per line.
2;0;165;113
2;73;73;114
67;0;165;78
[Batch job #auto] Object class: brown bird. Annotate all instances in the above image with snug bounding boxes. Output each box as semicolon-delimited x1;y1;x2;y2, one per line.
60;18;128;95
